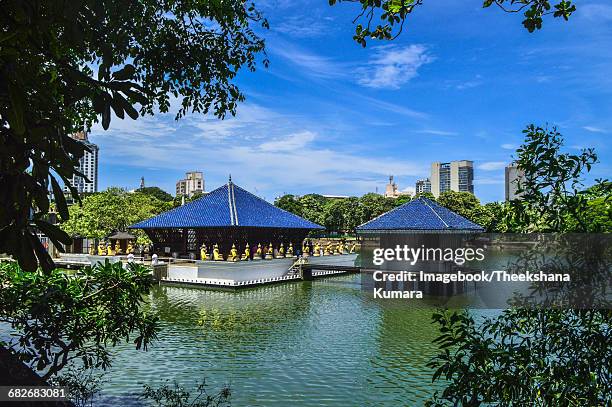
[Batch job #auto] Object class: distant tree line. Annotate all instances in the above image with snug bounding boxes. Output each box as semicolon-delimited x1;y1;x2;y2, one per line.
274;190;511;234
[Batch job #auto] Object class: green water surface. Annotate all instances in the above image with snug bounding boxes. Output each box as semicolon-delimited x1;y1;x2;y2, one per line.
98;274;446;406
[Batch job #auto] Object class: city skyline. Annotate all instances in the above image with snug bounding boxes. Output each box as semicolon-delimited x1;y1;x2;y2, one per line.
87;0;610;203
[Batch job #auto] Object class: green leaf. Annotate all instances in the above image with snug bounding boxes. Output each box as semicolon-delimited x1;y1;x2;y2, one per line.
50;175;69;220
34;220;72;246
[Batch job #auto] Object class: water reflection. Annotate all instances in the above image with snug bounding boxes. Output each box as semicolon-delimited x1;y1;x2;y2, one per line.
98;275;444;406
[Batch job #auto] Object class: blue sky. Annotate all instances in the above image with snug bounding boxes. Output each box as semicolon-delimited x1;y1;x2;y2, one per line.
91;0;611;203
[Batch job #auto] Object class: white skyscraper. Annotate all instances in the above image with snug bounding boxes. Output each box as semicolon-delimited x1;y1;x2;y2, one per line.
430;160;474;198
176;171;205;197
64;131;99;194
505;164;524;201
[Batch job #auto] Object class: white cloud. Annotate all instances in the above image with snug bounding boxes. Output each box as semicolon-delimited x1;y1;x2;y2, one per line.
93;106;424;197
583;126;607;133
501;143;517;150
269;42;347;79
259;131;316;152
418;129;458;136
478;161;507;171
580;4;612;21
356;44;434;89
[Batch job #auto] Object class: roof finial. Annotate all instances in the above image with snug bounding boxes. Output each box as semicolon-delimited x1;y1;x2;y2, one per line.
228;174;232;183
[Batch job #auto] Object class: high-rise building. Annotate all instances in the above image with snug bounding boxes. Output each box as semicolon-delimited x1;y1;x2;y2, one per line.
383;175;410;198
415;178;431;195
64;131;99;194
430;160;474;198
505;164;524;201
176;171;204;197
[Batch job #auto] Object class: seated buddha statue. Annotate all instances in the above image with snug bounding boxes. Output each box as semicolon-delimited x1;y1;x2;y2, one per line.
107;243;115;256
287;242;294;258
313;242;321;257
228;243;239;262
213;244;223;261
241;243;250;261
337;242;345;255
114;241;122;255
254;243;263;260
324;243;333;256
97;242;106;256
200;244;209;260
278;243;285;258
126;242;134;254
302;240;309;257
88;245;95;255
265;243;274;260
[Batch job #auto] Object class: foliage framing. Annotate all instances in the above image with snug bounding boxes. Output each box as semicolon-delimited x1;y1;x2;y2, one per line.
1;0;268;272
330;0;577;46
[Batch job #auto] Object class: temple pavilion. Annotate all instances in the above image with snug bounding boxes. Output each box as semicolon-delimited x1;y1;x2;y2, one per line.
356;197;484;233
130;179;323;259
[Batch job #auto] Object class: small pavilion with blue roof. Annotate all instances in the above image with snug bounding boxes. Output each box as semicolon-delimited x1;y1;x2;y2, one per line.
130;179;323;259
356;197;484;233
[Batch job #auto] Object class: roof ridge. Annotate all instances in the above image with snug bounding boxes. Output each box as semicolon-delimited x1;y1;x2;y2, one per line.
230;182;238;225
421;198;449;228
231;184;322;228
356;196;416;229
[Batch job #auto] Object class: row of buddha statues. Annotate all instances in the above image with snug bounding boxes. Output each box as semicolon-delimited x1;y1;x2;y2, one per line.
200;240;358;262
89;240;135;256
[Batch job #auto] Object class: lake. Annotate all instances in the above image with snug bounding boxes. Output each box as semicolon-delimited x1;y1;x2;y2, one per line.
97;274;447;406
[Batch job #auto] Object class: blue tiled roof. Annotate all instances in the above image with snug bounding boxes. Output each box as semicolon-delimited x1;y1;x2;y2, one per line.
130;182;323;230
356;197;484;232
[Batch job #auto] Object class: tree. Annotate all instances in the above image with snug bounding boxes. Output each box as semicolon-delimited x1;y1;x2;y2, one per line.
274;194;303;217
138;187;174;203
298;194;328;226
437;191;481;220
1;0;268;272
60;188;168;245
358;193;397;225
426;125;611;406
394;194;412;207
0;261;158;380
330;0;577;47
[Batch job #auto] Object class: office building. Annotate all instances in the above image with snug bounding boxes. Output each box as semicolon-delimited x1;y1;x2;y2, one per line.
430;160;474;198
176;171;204;197
64;131;99;194
505;164;524;201
415;178;431;195
384;176;410;198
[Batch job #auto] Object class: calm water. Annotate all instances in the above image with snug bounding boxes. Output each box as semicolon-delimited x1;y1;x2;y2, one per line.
97;274;447;406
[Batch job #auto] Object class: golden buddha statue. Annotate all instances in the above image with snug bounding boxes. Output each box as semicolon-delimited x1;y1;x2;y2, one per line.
114;241;122;255
302;240;309;257
88;245;95;255
255;243;263;260
287;242;294;257
107;244;115;256
126;241;134;254
228;243;239;262
278;243;285;258
337;242;345;255
97;242;106;256
324;243;333;256
200;244;209;260
241;243;251;261
265;242;274;260
213;244;223;261
313;242;321;256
